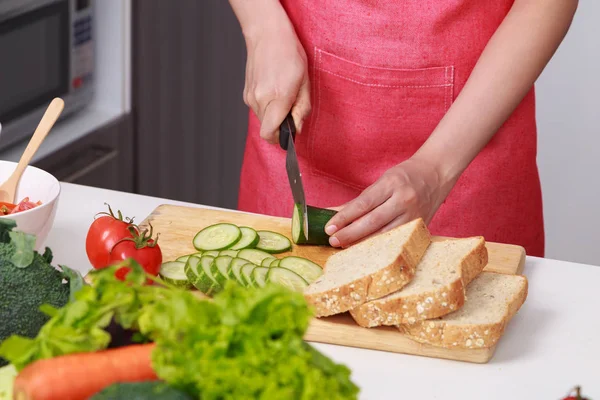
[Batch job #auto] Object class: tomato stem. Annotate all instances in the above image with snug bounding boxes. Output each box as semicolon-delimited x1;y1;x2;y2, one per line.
94;203;135;224
111;223;160;252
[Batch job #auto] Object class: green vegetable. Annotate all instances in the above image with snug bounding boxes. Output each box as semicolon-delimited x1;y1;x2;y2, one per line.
2;260;360;399
90;381;193;400
0;219;84;367
292;204;337;245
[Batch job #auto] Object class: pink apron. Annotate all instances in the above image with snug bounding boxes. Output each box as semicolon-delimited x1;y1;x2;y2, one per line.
237;0;545;257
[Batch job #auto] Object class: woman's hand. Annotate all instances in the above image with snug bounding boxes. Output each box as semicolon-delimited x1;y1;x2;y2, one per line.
243;20;311;144
325;157;454;248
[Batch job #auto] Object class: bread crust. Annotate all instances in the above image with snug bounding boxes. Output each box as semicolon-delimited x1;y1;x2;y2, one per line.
398;274;528;349
349;238;488;327
304;219;431;317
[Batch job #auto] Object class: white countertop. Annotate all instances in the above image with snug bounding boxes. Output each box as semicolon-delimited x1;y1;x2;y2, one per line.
45;182;600;400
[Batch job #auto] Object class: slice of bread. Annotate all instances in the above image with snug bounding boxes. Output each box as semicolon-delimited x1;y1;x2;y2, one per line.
304;218;431;317
397;272;528;349
349;237;488;328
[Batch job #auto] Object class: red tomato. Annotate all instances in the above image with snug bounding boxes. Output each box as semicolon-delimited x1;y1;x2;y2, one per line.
109;224;162;283
86;204;135;269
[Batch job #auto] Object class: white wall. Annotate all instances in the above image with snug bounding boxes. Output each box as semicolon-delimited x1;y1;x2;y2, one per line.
536;1;600;266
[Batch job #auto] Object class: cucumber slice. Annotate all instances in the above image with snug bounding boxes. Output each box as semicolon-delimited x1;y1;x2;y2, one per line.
184;256;202;285
230;226;260;250
192;255;221;295
278;256;323;284
202;250;220;258
292;204;338;245
255;231;292;254
210;255;233;286
270;259;281;267
159;261;191;288
176;254;191;263
193;223;242;251
219;249;239;258
251;266;269;288
267;267;309;292
237;249;273;265
261;257;277;267
229;257;249;286
241;263;257;287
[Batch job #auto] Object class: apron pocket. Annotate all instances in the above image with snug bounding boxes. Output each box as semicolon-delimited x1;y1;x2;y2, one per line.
307;47;454;190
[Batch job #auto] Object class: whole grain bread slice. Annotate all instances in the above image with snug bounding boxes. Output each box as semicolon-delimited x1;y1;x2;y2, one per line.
304;218;431;317
349;237;488;328
397;272;528;349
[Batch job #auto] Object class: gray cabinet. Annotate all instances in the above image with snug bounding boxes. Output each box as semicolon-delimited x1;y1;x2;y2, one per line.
132;0;248;209
33;113;134;192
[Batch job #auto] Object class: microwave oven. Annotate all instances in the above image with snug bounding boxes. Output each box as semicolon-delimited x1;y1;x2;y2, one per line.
0;0;95;151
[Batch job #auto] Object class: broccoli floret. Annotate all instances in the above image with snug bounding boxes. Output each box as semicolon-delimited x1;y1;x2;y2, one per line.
0;221;72;367
89;381;193;400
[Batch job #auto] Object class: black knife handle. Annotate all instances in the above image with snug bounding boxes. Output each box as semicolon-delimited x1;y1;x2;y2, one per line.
279;112;296;151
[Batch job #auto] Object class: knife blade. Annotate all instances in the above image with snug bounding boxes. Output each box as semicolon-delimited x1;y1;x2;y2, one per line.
279;112;308;240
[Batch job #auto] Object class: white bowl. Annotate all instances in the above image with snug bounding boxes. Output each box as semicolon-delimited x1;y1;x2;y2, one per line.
0;160;60;250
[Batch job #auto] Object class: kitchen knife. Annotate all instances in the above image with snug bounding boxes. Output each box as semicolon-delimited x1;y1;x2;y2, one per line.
279;112;308;240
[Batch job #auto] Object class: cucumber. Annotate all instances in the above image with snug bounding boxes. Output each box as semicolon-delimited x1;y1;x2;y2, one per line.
229;257;249;286
193;223;242;251
241;263;257;287
292;204;338;245
184;256;202;286
270;259;281;267
177;251;203;263
279;256;323;284
176;255;191;263
219;249;239;258
230;226;260;250
202;250;220;258
192;255;221;295
210;255;233;286
251;266;269;288
159;261;191;288
237;249;273;265
261;257;277;267
255;231;292;254
267;267;309;292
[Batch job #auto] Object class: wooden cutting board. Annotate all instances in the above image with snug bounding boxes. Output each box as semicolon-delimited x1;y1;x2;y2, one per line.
139;204;526;364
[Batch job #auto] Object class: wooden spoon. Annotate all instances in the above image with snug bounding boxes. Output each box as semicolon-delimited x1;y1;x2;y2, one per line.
0;97;64;203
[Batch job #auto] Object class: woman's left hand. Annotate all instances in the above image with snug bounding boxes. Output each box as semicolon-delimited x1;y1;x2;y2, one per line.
325;157;452;248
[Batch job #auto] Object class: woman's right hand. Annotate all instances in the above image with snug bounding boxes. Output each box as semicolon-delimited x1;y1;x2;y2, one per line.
243;20;311;144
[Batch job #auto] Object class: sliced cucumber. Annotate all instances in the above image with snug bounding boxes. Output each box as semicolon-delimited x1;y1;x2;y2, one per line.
192;255;221;295
241;263;257;287
230;226;260;250
270;259;281;267
176;254;191;263
251;266;269;288
292;204;338;245
193;223;242;251
210;255;233;286
237;249;273;265
279;256;323;284
267;267;309;292
261;257;277;267
184;256;202;286
202;250;220;258
255;231;292;254
219;249;239;258
229;257;249;286
159;261;191;288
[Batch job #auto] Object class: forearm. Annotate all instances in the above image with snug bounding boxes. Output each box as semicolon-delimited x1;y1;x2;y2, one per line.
228;0;292;42
414;0;578;186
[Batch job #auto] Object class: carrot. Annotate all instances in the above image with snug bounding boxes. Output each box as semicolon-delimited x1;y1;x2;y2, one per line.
13;344;158;400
